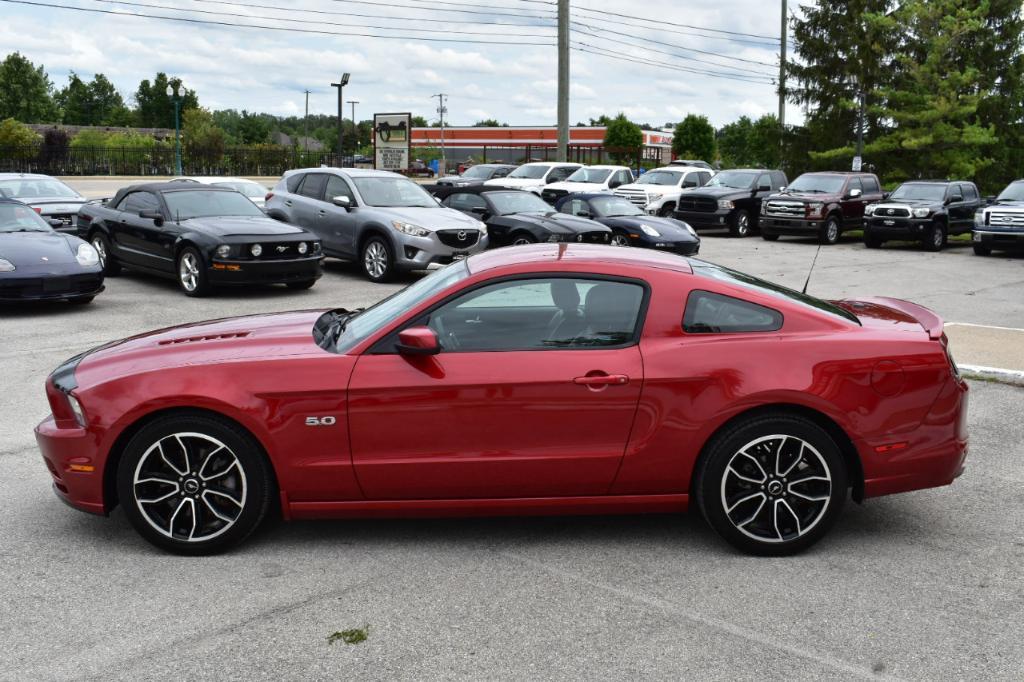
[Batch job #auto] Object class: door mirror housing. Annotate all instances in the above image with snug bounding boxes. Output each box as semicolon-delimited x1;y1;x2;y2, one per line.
948;195;963;205
757;184;772;192
48;218;65;229
139;209;164;226
575;210;592;218
847;188;863;199
396;326;441;356
469;206;490;219
332;195;352;209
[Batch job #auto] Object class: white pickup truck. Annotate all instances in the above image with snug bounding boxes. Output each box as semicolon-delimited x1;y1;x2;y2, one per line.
613;165;714;216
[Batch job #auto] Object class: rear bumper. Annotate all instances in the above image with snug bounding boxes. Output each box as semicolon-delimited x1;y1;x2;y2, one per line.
208;256;323;285
35;415;107;515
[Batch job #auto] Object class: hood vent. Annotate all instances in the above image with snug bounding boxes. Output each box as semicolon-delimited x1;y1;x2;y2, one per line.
158;331;252;346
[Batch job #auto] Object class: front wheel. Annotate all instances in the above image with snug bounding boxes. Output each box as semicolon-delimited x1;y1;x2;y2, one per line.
657;202;676;218
818;216;841;245
863;232;883;249
761;233;780;242
729;209;752;237
973;243;991;256
361;236;394;283
286;279;317;290
177;247;211;297
116;412;274;555
696;413;847;556
923;222;946;252
511;233;538;246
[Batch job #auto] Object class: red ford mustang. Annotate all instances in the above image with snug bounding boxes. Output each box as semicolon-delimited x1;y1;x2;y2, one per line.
35;244;968;555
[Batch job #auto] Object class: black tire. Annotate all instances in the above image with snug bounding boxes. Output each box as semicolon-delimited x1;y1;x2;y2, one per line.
657;202;676;218
69;296;95;305
90;231;121;276
695;412;848;556
923;221;946;252
116;412;274;555
818;215;841;245
510;232;538;246
729;209;752;237
360;235;395;283
286;279;317;290
609;231;631;247
973;243;991;256
761;233;780;242
863;232;883;249
176;246;212;297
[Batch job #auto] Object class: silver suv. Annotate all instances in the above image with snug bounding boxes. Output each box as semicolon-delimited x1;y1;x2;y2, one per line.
266;168;488;282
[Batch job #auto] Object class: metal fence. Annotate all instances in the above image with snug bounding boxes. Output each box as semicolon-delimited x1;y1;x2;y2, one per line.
0;146;353;176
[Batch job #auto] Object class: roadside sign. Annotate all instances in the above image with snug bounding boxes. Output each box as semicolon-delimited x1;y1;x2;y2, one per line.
373;112;411;171
852;156;863;172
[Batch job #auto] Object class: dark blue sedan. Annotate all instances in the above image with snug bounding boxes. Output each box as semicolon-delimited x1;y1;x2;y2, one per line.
554;193;700;255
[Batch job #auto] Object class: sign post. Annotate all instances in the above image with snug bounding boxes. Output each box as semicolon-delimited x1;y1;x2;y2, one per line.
373;113;411;172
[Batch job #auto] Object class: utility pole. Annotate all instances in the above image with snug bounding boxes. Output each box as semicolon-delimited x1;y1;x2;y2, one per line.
303;89;310;153
779;0;786;130
557;0;569;162
330;72;350;166
433;93;447;175
347;100;359;153
855;84;865;169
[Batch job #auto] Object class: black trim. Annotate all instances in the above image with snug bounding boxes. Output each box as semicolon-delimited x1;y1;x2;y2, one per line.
682;289;784;334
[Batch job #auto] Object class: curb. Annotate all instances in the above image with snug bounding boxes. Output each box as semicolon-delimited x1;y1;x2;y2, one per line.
960;364;1024;387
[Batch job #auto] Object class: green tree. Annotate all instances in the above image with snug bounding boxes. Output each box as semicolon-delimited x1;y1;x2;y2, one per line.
411;115;428;127
749;115;783;168
182;107;225;160
89;74;132;126
56;72;91;124
0;52;59;123
0;117;41;148
134;73;198;128
602;113;643;163
473;118;504;127
717;116;754;167
672;114;716;162
237;110;271;144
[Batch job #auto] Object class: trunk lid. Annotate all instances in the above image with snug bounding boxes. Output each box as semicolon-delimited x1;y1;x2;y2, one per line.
833;297;944;339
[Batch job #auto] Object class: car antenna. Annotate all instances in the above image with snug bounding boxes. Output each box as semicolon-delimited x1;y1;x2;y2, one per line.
801;243;822;295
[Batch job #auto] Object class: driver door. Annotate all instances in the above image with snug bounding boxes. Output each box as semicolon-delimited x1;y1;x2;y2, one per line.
347;276;647;500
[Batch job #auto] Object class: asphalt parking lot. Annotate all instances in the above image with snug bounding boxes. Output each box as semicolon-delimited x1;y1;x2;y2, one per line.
2;185;1023;679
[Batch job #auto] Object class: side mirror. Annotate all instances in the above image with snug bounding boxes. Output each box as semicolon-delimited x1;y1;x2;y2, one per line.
609;180;621;189
332;195;351;209
779;186;787;192
757;185;772;192
575;210;592;218
396;326;441;356
949;195;963;204
469;206;490;218
139;209;164;226
848;188;863;199
883;192;891;200
48;218;65;228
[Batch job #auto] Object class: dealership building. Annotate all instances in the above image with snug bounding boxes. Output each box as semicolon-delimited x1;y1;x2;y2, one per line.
410;126;674;166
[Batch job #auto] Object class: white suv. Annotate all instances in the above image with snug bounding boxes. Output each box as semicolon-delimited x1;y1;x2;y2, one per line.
613;166;714;216
540;165;634;204
483;161;581;195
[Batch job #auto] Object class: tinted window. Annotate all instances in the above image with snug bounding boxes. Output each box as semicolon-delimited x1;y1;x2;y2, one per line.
547;166;577;182
163;190;264;219
119;191;160;214
298;173;328;200
446;192;487;212
961;183;978;201
861;176;880;193
947;184;964;201
756;174;772;191
428;278;645;351
698;172;712;186
847;177;863;195
285;173;304;193
683;290;783;334
325;175;354;203
682;173;699;188
771;171;787;189
560;198;590;216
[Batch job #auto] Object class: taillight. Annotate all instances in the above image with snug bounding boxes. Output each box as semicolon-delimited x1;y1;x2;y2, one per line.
265;192;274;202
33;206;42;214
940;334;961;380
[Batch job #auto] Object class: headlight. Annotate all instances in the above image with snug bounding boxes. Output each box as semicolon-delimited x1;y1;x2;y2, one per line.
913;208;931;218
0;257;16;272
216;244;231;258
75;243;100;267
639;224;661;237
717;199;734;210
647;193;664;201
807;203;824;218
251;243;263;257
761;202;768;215
297;242;309;255
864;205;875;216
975;211;985;226
67;393;86;426
682;222;697;236
392;221;430;237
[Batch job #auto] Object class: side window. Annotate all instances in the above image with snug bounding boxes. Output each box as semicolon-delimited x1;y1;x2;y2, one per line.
947;184;964;202
448;193;487;212
561;198;588;216
297;173;328;200
118;191;159;214
698;172;712;186
285;173;304;193
961;183;978;201
324;175;354;203
615;170;633;186
548;167;575;182
493;167;511;178
682;173;699;188
683;290;783;334
771;171;787;189
427;278;645;351
756;174;772;191
861;176;880;193
847;177;863;196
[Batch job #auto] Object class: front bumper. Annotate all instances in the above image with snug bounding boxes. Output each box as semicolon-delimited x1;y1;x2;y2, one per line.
0;271;104;301
972;228;1024;249
675;208;734;229
864;216;932;238
760;216;822;234
395;231;489;270
35;415;107;515
208;255;323;285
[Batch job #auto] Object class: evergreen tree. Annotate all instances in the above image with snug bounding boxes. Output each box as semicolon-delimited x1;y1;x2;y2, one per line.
134;73;198;128
672;114;716;162
0;52;59;123
89;74;132;126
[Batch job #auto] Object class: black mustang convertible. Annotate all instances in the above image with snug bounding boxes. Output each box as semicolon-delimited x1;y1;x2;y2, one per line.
77;183;323;296
0;198;104;304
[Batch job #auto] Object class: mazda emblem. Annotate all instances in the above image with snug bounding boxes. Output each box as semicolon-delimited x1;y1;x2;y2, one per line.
457;230;467;240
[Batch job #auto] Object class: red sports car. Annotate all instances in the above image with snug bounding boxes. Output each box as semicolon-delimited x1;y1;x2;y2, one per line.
35;245;968;555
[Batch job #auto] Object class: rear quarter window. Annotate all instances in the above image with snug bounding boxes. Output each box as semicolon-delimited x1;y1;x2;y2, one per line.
285;173;304;193
683;290;783;334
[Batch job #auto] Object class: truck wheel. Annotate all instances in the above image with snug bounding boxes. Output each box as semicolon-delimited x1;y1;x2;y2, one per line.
729;210;752;237
923;222;946;252
658;202;676;217
973;243;991;256
863;232;883;249
818;216;841;245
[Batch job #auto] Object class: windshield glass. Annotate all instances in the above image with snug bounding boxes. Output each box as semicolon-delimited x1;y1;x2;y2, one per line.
462;166;493;179
352;177;437;207
337;260;471;353
565;168;612;184
690;260;861;325
786;174;846;194
996;181;1024;202
0;178;79;199
214;181;267;198
487;191;552;214
590;196;643;217
637;171;682;186
0;202;53;232
508;164;550;179
163;190;265;219
706;171;757;189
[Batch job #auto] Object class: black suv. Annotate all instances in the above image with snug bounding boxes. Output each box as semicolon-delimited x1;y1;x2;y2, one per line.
674;169;787;237
863;180;982;251
761;172;885;244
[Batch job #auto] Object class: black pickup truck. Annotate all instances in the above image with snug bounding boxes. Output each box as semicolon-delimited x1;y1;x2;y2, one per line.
863;180;982;251
674;169;787;237
760;171;885;244
76;182;323;296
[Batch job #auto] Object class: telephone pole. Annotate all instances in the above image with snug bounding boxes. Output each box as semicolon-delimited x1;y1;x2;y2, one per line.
556;0;569;162
303;89;310;153
433;93;447;175
779;0;787;130
347;100;359;151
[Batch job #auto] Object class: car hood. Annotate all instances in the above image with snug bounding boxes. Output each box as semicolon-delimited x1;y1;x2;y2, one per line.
76;310;329;385
681;186;749;199
545;181;610;193
373;206;484;232
872;199;938;209
484;177;544;189
179;215;309;237
505;212;611;234
0;230;78;265
769;191;841;203
18;197;86;211
599;215;698;240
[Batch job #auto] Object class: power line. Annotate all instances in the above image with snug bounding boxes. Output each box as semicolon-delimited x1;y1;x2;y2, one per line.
573;44;775;84
574;4;779;40
324;0;555;21
393;0;555;11
571;11;779;48
0;0;557;44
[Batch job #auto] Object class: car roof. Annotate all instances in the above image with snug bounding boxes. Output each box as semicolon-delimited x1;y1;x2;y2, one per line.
574;165;630;170
557;192;628;201
0;172;59;180
436;185;530;195
120;182;238;193
0;197;31;205
284;167;401;179
467;243;693;275
800;171;875;176
900;179;961;185
519;161;580;167
172;176;255;184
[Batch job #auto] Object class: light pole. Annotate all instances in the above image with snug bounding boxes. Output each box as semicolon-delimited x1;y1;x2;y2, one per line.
330;73;350;165
166;80;184;175
347;100;359;152
433;93;447;175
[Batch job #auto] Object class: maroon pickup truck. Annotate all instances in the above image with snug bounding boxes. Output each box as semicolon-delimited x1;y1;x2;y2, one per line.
760;171;885;244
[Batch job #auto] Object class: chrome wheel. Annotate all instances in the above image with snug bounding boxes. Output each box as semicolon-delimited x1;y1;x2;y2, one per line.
512;237;534;246
825;220;839;243
720;434;832;543
610;233;631;247
735;213;749;236
91;236;107;267
932;226;944;248
132;432;247;542
178;252;200;292
363;241;388;279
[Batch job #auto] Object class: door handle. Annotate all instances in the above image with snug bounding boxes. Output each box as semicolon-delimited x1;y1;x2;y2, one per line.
285;200;293;207
573;374;629;386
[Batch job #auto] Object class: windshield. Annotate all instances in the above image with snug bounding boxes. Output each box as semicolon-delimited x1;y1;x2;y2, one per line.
996;181;1024;202
888;184;946;201
786;174;846;194
213;181;267;198
637;171;682;186
0;202;53;232
336;260;471;353
487;191;552;214
352;177;437;208
590;196;643;217
508;165;550;179
163;190;265;219
0;178;80;200
462;166;494;179
565;168;612;184
706;171;757;190
690;260;861;325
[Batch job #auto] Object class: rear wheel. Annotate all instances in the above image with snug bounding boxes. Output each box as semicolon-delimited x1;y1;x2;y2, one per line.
69;296;94;305
511;232;538;246
729;209;752;237
819;216;841;245
973;243;991;256
923;221;946;252
360;236;394;283
696;413;847;556
657;202;676;218
90;232;121;276
761;233;780;242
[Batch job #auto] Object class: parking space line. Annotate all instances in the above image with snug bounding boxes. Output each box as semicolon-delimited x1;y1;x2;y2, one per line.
947;322;1024;333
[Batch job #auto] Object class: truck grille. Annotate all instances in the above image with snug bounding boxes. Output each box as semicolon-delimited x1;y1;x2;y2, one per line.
677;197;718;213
987;211;1024;227
765;200;806;217
872;206;911;218
437;229;481;248
614;188;648;207
540;189;569;204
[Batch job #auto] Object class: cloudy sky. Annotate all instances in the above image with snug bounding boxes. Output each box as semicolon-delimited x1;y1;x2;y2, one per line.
0;0;805;129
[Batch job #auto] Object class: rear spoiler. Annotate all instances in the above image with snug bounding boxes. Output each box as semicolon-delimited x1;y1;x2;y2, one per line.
860;296;944;340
